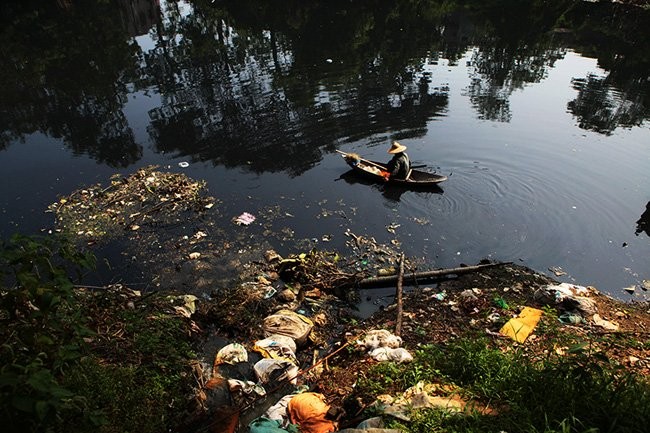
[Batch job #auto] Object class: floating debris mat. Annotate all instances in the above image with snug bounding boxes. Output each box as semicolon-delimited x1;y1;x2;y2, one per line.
48;165;215;241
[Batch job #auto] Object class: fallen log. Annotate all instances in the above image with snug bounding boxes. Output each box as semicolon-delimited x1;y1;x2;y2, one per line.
358;262;512;288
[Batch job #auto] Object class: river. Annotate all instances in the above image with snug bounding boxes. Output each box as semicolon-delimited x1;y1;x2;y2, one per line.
1;0;648;302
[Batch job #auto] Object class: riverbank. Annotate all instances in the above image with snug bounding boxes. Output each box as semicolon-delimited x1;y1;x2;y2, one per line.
5;234;650;432
190;254;650;432
3;167;650;432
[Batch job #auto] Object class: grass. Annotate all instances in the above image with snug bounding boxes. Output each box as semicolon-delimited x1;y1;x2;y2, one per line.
0;235;200;433
356;337;650;433
55;291;198;433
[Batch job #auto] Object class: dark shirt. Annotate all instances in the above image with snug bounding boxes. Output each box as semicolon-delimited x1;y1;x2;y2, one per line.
386;152;410;180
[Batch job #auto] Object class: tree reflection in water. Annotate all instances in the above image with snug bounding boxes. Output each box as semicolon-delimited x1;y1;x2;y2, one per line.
562;1;649;135
0;0;149;166
0;0;648;172
569;74;647;135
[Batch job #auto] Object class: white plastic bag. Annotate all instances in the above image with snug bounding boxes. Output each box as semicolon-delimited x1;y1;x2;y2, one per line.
358;329;402;350
369;347;413;363
254;334;298;364
215;343;248;365
254;358;299;385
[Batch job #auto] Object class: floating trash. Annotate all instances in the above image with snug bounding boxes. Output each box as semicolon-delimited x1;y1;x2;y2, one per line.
549;266;567;277
178;161;189;168
234;212;256;225
623;285;636;294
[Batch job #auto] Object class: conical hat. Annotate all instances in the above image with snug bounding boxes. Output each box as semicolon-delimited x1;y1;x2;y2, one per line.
387;141;407;154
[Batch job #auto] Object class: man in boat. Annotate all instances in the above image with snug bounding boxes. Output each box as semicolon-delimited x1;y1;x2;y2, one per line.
385;141;411;180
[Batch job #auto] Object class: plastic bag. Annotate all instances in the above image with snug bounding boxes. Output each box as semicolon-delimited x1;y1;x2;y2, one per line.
263;310;314;345
215;343;248;365
376;381;466;421
249;417;299;433
265;393;296;426
358;330;402;350
254;358;299;385
227;379;266;406
500;307;543;343
234;212;256;225
368;347;413;363
287;392;337;433
254;335;298;364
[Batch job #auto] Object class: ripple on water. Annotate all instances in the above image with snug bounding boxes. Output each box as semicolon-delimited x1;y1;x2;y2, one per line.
396;149;634;269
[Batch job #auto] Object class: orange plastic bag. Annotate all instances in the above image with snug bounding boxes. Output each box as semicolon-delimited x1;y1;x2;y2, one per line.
287;392;336;433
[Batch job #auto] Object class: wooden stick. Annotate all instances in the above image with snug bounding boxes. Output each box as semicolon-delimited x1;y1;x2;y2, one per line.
359;262;512;288
395;253;405;337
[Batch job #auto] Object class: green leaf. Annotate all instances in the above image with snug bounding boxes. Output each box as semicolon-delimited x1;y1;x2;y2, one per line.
35;335;55;346
35;400;50;420
49;384;73;399
0;372;20;387
11;395;34;413
26;369;55;393
567;342;588;354
88;409;108;426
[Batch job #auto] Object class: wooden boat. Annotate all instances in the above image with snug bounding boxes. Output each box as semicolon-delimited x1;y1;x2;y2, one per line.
337;150;447;187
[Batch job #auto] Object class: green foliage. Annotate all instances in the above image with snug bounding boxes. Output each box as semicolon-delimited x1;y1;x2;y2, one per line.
0;235;196;432
358;361;406;396
492;295;509;309
358;337;650;433
0;234;96;431
54;293;196;433
59;359;184;433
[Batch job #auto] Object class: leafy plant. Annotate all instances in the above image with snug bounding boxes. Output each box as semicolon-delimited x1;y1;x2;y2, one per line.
1;234;197;432
0;234;96;431
356;337;650;433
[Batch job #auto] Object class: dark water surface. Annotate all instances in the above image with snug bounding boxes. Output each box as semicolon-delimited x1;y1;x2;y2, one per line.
1;0;649;300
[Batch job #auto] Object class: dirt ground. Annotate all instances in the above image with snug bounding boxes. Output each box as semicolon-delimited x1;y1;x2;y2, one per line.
309;262;650;415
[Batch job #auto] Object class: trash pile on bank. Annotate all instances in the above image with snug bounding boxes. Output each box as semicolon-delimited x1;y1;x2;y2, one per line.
178;247;423;431
188;246;650;433
197;299;412;433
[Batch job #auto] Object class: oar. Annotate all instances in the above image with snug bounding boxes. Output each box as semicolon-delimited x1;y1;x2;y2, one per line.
335;150;388;171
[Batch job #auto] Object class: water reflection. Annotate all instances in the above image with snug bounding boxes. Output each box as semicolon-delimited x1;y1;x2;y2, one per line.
466;46;565;122
0;0;145;166
142;1;451;175
0;0;648;172
116;0;161;37
568;74;647;135
562;1;649;135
